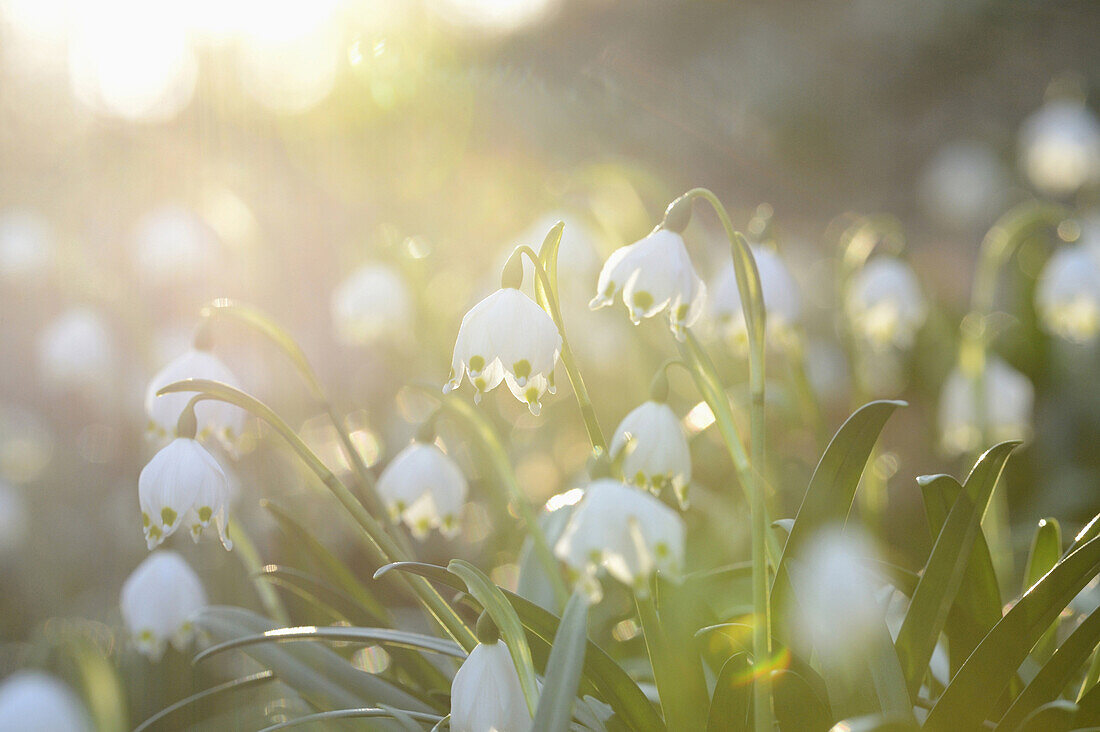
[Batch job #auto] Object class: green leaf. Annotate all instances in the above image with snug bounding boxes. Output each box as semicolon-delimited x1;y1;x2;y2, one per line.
1078;678;1100;726
257;707;445;732
1067;512;1100;556
193;625;467;664
995;607;1100;731
925;535;1100;731
1023;517;1063;661
448;559;540;717
1013;700;1078;732
707;652;753;732
895;442;1017;697
827;715;919;732
773;668;832;732
133;672;277;732
772;400;905;632
533;590;590;732
534;221;564;315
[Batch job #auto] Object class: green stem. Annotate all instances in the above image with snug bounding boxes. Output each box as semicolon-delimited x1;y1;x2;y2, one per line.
228;517;290;625
163;381;477;651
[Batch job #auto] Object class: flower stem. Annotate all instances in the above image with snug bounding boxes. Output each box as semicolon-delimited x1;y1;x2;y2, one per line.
227;517;290;625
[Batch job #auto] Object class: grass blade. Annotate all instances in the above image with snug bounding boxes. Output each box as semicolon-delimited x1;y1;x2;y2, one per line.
133;671;277;732
193;625;467;664
533;590;590;732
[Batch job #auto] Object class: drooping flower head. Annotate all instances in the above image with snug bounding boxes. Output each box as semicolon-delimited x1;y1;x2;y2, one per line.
0;672;91;732
1035;243;1100;343
330;263;413;345
554;479;685;598
445;288;562;415
609;401;691;506
450;635;532;732
145;346;245;447
376;442;468;539
590;228;706;341
120;550;207;660
845;256;928;350
1018;98;1100;197
139;437;232;551
938;355;1034;455
710;245;800;346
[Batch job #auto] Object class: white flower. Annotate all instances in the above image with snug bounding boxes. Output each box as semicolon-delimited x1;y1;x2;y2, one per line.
450;640;531;732
554;479;684;596
120;550;206;660
445;288;562;415
609;401;691;505
139;438;232;551
918;141;1007;229
0;209;51;278
710;245;800;345
938;355;1034;455
0;481;28;554
132;205;216;285
36;307;114;389
589;228;706;340
1019;99;1100;197
376;442;467;539
845;257;928;350
330;263;413;345
145;348;245;445
0;672;90;732
1035;243;1100;343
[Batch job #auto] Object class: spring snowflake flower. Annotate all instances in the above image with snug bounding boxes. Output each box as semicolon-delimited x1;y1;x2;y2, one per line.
377;442;468;539
139;438;232;551
554;479;684;598
609;401;691;506
938;355;1034;455
330;263;413;345
845;257;928;350
1019;99;1100;197
120;550;207;660
710;245;800;346
145;347;245;445
918;141;1007;229
589;228;706;341
445;288;562;415
450;638;531;732
0;671;90;732
36;307;114;389
1035;243;1100;343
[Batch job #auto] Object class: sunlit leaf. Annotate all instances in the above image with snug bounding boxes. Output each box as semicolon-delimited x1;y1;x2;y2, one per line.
533;590;589;732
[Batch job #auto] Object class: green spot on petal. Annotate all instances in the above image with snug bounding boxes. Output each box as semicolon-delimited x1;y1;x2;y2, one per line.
512;359;531;380
198;506;212;523
469;355;485;372
632;290;654;310
160;507;178;527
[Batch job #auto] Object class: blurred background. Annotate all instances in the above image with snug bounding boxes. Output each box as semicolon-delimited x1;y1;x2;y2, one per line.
0;0;1098;725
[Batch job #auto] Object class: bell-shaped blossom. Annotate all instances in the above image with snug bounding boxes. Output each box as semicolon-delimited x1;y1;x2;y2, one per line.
710;245;800;346
0;481;28;554
1035;243;1100;343
120;550;207;660
0;209;52;279
590;228;706;340
330;263;413;345
938;355;1034;455
451;639;531;732
36;307;114;389
145;348;245;446
445;288;562;415
1019;99;1100;197
554;479;684;597
0;671;90;732
918;141;1007;229
845;257;928;350
139;437;232;551
376;442;467;539
609;401;691;505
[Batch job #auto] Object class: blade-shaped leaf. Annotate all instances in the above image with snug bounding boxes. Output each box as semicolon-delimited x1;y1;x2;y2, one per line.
773;668;832;732
258;707;444;732
193;625;467;664
1067;512;1100;556
533;590;589;732
895;442;1017;697
925;535;1100;731
1023;517;1063;661
707;652;753;732
133;672;277;732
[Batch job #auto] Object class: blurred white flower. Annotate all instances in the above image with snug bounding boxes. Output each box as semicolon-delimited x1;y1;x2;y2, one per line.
507;213;601;297
1035;243;1100;343
804;339;850;404
1019;99;1100;197
710;245;800;346
132;205;216;285
938;355;1034;455
36;307;115;389
0;481;28;554
0;209;51;278
609;401;691;506
450;639;531;732
139;437;232;551
445;288;561;415
846;257;928;350
120;550;206;660
0;671;90;732
145;348;244;446
330;263;413;345
790;527;884;663
554;479;684;597
590;228;706;341
376;442;467;539
918;141;1007;229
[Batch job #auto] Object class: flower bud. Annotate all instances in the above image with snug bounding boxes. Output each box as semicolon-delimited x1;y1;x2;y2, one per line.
450;640;532;732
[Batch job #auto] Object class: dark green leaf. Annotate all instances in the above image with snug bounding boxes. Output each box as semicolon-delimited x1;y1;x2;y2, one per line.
533;590;589;732
826;715;919;732
133;672;277;732
193;625;467;665
707;652;753;732
258;707;444;732
1014;700;1077;731
773;668;832;732
1023;517;1063;661
1067;512;1100;556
